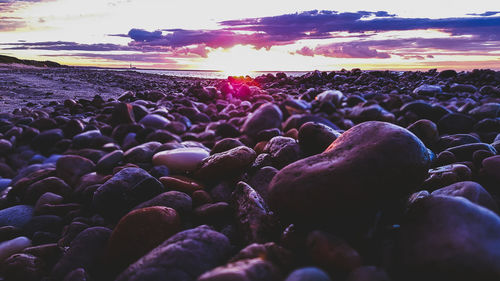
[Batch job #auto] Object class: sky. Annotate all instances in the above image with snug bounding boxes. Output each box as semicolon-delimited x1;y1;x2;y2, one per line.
1;0;500;73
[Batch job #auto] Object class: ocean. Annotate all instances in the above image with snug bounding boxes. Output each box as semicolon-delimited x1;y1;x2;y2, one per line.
95;67;311;79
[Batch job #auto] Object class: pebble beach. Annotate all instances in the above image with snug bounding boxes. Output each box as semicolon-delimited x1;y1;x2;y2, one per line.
1;65;500;281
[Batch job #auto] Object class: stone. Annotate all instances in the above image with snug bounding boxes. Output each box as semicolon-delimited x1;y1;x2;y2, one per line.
248;166;278;202
32;129;64;154
124;141;162;164
1;253;45;281
446;143;496;162
241;103;283;137
407;119;439;147
105;207;181;274
230;242;293;269
263;136;301;169
92;167;164;220
232;181;277;244
153;147;210;173
24;215;63;236
72;130;111;149
436;134;480;151
197;258;282;281
348;104;395;123
193;202;231;225
211;138;245;154
192;190;212;207
298;122;340;156
52;227;111;280
0;236;31;261
0;139;12;156
111;103;135;125
133;191;192;215
63;268;88;281
34;192;64;213
56;155;95;186
268;121;431;232
195;146;256;182
481;155;500;183
306;231;362;274
159;175;204;194
413;84;442;96
139;114;170;129
315;90;344;105
285;267;332;281
423;164;472;190
346;266;390;281
115;225;231;281
431;181;498;211
96;150;124;174
397;195;500;281
469;103;500;119
450;83;477;93
0;205;34;228
438;113;476;134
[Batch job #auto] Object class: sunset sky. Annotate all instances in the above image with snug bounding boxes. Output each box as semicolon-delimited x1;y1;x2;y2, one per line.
1;0;500;72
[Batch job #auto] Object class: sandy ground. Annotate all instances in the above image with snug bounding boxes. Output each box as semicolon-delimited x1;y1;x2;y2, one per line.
0;65;214;113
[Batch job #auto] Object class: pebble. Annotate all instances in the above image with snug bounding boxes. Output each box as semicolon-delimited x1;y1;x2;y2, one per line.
0;205;34;228
194;146;256;181
431;181;498;211
0;236;31;261
152;147;210;173
298;122;340;156
56;155;95;186
285;267;332;281
232;181;277;244
241;103;283;137
139;114;171;128
105;206;181;274
92;167;164;220
51;227;111;280
115;225;231;281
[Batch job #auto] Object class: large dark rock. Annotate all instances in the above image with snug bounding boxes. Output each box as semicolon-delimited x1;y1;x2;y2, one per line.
397;195;500;281
92;167;164;220
115;225;231;281
268;121;431;232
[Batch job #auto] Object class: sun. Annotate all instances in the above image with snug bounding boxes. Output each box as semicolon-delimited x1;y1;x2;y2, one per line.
199;45;259;75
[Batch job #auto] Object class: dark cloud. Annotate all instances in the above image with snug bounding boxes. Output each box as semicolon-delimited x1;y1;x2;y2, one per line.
294;43;390;59
123;10;500;58
295;36;500;59
467;11;500;17
1;41;134;51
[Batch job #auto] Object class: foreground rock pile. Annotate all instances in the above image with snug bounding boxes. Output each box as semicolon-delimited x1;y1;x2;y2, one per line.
0;68;500;281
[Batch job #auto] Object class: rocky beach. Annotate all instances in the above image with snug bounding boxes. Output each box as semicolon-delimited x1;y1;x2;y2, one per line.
1;65;500;281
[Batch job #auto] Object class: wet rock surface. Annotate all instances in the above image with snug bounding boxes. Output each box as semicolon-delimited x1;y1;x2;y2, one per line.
1;68;500;280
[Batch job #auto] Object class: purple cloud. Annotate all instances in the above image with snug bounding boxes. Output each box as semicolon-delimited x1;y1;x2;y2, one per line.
0;16;25;31
122;10;500;59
